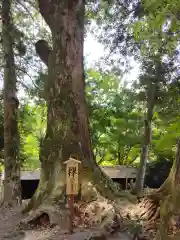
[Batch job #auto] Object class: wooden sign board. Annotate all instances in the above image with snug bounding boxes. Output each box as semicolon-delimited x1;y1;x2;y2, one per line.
64;158;81;195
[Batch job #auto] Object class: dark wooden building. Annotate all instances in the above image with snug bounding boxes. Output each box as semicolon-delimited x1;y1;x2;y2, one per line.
0;166;137;199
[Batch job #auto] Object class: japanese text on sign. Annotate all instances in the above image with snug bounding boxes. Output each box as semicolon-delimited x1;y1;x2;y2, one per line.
64;158;81;195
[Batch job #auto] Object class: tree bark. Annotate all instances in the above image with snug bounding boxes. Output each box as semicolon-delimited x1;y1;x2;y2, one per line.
26;0;124;213
2;0;21;205
156;139;180;239
132;81;157;195
138;140;180;237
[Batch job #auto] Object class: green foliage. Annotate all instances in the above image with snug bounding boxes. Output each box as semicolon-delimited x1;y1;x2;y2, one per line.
19;102;46;169
153;117;180;157
0;0;179;173
86;69;143;165
3;66;176;170
133;0;180;55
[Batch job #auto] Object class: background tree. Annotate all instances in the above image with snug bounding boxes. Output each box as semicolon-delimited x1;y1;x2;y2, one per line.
2;0;21;204
132;56;164;195
132;0;180;235
91;0;180;196
86;69;142;165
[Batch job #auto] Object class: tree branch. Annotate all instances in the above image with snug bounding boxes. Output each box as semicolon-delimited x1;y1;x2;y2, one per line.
97;156;105;165
16;66;41;92
35;40;52;67
38;0;53;27
15;0;34;20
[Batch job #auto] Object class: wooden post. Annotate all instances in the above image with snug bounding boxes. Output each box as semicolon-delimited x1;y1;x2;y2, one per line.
64;158;81;234
68;194;74;234
125;176;128;190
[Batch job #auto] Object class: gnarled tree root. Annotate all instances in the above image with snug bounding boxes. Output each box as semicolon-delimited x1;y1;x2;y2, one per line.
137;186;170;239
19;204;66;229
139;183;169;223
19;197;122;236
140;197;160;222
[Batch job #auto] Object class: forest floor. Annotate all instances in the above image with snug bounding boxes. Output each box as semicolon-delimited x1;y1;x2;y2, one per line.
0;194;150;240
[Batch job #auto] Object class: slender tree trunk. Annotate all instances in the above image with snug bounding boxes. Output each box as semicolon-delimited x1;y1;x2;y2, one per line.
132;81;156;195
2;0;21;205
0;127;4;151
117;150;121;165
26;0;121;212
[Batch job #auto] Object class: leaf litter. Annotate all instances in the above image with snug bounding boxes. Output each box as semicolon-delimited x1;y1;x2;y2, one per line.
0;197;152;240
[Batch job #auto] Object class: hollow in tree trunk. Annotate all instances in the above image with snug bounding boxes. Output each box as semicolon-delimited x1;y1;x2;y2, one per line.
22;0;126;232
2;0;21;205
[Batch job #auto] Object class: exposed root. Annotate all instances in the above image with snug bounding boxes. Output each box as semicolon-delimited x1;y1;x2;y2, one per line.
19;204;67;229
135;193;162;239
75;198;122;233
141;196;180;238
139;195;160;222
20;192;122;236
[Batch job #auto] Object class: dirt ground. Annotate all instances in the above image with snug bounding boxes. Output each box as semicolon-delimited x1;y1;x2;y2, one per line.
0;199;138;240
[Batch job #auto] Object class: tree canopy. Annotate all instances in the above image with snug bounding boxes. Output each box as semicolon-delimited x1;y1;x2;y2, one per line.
0;0;179;170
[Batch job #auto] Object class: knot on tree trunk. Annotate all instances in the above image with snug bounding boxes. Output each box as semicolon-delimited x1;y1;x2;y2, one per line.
35;40;52;67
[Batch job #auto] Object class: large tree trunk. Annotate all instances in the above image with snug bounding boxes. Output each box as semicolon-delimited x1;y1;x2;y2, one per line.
132;80;156;195
2;0;21;205
155;139;180;239
138;139;180;238
22;0;124;232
